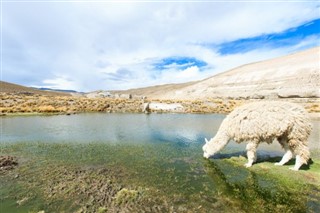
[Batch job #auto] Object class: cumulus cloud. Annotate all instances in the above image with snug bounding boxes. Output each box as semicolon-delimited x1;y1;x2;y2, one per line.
42;76;78;90
2;1;319;91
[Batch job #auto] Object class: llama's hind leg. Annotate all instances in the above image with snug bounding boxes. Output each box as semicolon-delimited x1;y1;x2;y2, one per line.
289;144;310;171
245;142;258;168
287;139;310;171
289;155;303;171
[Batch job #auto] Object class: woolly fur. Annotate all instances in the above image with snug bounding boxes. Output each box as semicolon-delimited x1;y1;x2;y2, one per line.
203;101;312;170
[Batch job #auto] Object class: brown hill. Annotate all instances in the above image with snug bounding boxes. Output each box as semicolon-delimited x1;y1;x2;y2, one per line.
0;81;71;96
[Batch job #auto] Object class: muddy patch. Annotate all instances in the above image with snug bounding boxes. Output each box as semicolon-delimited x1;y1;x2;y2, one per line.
39;165;155;212
0;155;18;172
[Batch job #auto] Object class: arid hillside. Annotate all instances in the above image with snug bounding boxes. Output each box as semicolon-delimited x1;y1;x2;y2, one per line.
117;47;319;100
111;81;196;98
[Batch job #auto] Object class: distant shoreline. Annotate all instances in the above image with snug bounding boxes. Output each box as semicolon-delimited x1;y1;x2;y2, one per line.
1;92;319;116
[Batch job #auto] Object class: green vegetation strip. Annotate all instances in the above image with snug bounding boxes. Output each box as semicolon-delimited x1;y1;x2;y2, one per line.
1;142;319;213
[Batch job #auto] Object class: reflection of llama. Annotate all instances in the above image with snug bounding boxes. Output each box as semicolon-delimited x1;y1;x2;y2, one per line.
202;101;312;171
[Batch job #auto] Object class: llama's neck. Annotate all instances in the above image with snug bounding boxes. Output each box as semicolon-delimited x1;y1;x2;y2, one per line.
214;130;230;151
213;118;230;152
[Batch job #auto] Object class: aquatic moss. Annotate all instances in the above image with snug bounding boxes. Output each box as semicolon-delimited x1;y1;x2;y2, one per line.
97;207;107;213
210;155;320;212
114;188;139;205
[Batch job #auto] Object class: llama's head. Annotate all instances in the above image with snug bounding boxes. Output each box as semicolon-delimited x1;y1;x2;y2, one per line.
202;137;221;158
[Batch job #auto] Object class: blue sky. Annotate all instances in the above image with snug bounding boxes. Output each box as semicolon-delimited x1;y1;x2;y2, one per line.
1;1;319;91
217;19;320;55
154;57;207;71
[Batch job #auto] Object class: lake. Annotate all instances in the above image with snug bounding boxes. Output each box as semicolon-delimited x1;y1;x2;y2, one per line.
3;113;319;149
1;113;319;212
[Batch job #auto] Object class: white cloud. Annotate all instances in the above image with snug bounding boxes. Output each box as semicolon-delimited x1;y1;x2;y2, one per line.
2;1;319;92
34;75;79;90
152;65;203;86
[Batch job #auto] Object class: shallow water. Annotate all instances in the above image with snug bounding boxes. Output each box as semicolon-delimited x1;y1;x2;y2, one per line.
1;113;319;212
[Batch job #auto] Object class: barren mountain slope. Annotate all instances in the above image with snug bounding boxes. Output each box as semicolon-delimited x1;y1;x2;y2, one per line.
112;81;197;98
124;47;319;100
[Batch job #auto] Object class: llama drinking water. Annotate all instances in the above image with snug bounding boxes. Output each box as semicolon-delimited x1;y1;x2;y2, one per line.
202;101;312;171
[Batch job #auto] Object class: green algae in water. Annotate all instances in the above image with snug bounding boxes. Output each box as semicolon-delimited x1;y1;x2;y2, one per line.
0;175;47;213
114;188;140;205
1;141;320;212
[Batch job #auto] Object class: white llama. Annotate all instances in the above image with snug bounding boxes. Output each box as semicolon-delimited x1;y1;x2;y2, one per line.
202;101;312;171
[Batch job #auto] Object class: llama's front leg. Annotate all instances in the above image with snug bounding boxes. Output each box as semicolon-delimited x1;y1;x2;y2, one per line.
245;142;258;168
275;150;293;166
275;143;293;166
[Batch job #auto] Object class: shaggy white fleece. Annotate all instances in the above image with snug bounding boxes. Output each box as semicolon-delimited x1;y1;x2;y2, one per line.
202;101;312;171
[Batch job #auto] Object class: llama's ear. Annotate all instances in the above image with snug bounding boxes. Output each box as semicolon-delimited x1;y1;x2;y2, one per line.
205;138;209;144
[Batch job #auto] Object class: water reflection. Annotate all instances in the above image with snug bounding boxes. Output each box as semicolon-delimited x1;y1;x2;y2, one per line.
1;113;225;144
1;113;319;154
